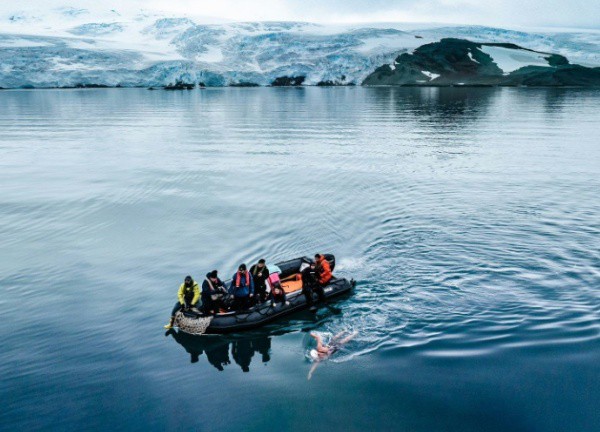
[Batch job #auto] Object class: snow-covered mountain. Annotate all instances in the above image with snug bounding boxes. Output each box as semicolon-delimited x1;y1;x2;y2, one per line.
1;6;599;88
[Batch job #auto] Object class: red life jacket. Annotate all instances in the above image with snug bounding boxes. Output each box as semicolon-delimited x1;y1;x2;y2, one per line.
316;257;332;284
235;270;251;287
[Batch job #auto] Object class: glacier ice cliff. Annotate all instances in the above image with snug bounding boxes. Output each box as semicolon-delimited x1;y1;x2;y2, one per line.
1;9;599;88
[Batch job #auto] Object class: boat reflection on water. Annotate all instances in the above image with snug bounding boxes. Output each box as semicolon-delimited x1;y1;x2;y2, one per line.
166;329;272;372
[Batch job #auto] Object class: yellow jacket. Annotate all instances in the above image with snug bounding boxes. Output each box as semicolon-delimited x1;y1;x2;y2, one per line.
177;282;200;305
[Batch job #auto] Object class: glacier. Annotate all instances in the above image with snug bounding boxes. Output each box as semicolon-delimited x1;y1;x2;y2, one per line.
0;6;599;88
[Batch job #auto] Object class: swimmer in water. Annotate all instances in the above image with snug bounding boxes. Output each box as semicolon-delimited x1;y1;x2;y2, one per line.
308;330;357;380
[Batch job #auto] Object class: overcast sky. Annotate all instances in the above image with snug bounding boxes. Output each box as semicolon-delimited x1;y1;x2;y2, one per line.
3;0;600;29
149;0;600;28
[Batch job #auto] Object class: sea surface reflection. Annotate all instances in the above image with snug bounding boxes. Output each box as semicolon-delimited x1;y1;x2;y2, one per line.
1;87;599;432
168;331;272;371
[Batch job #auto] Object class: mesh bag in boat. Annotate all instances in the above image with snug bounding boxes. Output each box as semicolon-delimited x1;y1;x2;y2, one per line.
174;311;213;335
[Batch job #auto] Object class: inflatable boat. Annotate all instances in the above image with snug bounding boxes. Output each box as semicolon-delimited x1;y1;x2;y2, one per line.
174;254;355;335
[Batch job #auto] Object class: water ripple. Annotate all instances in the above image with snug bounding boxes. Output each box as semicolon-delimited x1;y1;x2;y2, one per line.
1;88;600;430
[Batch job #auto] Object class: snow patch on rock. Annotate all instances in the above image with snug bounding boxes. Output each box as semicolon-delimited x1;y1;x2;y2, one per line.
422;71;440;80
468;50;479;63
481;45;551;74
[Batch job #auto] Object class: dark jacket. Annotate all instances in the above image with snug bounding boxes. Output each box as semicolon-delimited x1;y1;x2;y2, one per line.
201;273;226;302
301;266;319;290
250;264;270;288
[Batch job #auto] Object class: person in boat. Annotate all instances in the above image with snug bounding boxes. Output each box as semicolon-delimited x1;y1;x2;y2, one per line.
229;263;254;311
267;272;289;306
164;275;200;329
201;270;227;315
249;258;269;304
307;331;358;380
315;253;332;286
301;261;325;309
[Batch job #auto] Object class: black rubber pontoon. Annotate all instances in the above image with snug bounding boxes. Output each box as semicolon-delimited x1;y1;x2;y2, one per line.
177;254;355;334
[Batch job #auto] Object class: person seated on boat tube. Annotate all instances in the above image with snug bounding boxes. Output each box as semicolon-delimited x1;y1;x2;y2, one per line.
201;270;227;315
249;258;269;304
267;272;289;306
315;254;332;286
301;261;326;309
229;263;254;311
164;275;200;329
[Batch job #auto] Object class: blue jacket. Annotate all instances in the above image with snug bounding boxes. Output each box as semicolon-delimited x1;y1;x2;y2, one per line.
229;271;254;298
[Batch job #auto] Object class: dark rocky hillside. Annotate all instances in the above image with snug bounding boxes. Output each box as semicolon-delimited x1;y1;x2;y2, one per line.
363;38;600;87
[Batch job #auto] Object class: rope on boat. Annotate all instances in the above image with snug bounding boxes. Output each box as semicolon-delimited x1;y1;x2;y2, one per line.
174;311;213;335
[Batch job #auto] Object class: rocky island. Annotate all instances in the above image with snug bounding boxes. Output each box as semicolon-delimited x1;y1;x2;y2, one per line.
363;38;600;86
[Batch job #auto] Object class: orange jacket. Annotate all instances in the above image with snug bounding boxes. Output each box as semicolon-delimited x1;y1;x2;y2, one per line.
316;256;332;285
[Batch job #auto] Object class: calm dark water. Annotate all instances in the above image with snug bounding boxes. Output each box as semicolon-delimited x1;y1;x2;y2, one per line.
1;87;599;432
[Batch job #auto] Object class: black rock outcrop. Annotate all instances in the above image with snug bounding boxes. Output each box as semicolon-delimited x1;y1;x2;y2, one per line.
271;76;305;86
363;38;600;87
164;80;195;90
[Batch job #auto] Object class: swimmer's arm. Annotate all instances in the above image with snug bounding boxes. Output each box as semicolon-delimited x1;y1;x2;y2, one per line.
338;331;358;345
310;332;325;351
331;331;347;344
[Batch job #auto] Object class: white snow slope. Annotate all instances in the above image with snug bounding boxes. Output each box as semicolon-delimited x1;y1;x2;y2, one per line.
1;7;599;88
